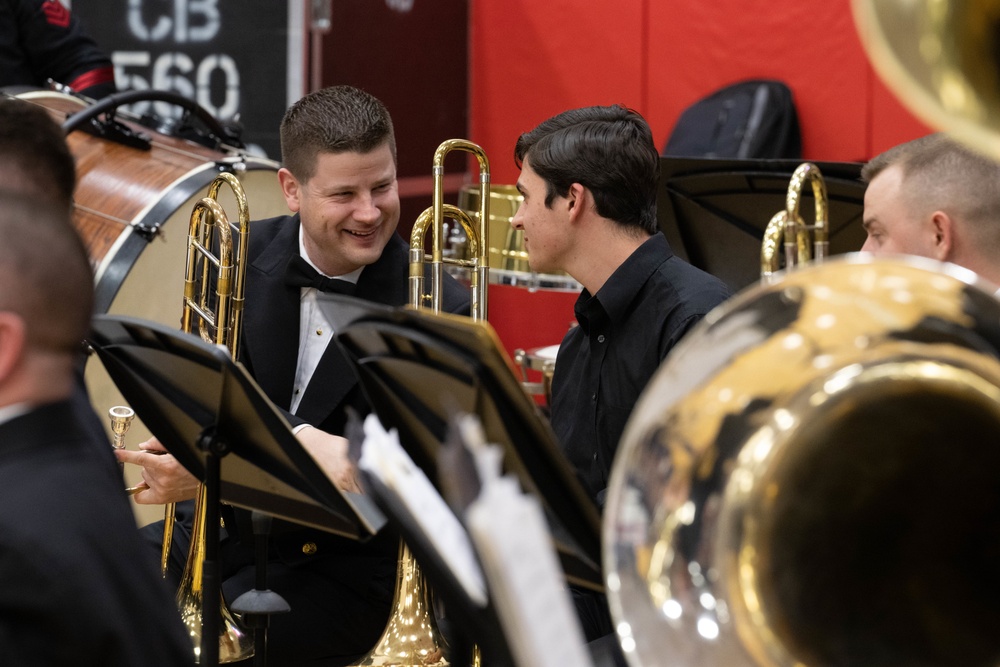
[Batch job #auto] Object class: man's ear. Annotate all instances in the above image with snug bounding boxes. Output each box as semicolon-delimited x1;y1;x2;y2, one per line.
278;167;301;213
566;182;587;220
0;312;26;384
929;211;953;261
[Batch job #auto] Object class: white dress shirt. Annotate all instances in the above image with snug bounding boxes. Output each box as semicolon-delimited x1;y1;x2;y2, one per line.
0;402;32;427
289;229;362;415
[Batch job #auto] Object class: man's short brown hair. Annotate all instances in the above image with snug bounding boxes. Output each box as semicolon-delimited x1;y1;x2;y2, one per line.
279;86;396;183
0;98;76;208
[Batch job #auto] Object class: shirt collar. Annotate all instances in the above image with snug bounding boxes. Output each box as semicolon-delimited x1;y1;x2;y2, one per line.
0;402;33;427
574;233;673;332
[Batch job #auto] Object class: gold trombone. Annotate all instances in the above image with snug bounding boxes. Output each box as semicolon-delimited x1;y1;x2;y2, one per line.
409;139;491;320
352;139;491;667
760;161;829;284
171;170;254;663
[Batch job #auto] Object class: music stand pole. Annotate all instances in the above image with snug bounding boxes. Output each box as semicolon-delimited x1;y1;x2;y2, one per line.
200;427;228;667
231;511;292;667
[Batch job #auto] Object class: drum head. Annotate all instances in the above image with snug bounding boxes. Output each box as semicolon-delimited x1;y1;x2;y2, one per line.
16;91;290;525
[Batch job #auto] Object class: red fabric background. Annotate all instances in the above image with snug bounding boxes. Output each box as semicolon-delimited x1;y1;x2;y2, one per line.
469;0;933;185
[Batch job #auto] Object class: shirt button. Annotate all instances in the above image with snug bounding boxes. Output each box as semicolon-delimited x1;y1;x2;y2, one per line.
302;542;318;555
597;334;606;343
591;393;597;403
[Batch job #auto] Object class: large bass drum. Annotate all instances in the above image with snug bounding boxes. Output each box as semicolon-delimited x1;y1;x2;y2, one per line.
14;91;289;525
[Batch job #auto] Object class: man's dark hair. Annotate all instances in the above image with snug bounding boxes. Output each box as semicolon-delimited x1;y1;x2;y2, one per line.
280;85;396;182
0;98;76;208
514;104;660;235
0;191;93;353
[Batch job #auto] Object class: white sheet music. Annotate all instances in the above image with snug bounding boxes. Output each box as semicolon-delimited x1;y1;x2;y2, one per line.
466;472;594;667
357;414;488;607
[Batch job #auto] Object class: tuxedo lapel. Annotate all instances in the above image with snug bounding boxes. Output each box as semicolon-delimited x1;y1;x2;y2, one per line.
293;340;357;426
294;235;409;426
243;231;415;428
243;217;302;409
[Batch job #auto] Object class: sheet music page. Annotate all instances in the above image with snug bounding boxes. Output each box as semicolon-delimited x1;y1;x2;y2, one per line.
466;473;594;667
358;414;488;607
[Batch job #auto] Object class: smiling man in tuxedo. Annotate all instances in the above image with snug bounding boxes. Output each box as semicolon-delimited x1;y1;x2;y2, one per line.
119;85;469;666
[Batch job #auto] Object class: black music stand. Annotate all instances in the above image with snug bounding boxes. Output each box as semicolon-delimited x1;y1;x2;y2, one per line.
87;314;386;667
656;156;867;291
334;305;603;591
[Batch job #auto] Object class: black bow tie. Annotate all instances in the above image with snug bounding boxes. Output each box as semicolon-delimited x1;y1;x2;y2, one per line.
284;255;357;295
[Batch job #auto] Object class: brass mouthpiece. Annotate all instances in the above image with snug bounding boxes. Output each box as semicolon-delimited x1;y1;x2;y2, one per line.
126;483;149;496
108;405;135;450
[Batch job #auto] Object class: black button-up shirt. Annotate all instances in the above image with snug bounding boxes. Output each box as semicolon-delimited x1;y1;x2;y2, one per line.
549;232;731;507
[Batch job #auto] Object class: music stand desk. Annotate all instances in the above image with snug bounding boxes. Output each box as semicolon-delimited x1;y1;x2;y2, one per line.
88;314;387;666
335;304;603;590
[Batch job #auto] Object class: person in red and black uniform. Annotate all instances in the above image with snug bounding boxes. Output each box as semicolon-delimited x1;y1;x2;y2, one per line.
1;0;116;99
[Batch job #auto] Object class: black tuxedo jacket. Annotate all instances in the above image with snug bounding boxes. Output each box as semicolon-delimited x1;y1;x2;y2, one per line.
229;213;469;565
241;213;471;436
0;400;191;666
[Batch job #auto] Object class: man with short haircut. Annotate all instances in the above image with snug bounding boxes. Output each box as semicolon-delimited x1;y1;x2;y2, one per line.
0;97;76;208
0;192;191;665
861;133;1000;285
120;85;469;665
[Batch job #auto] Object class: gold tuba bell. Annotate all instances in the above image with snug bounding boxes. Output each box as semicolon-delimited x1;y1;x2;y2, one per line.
851;0;1000;162
602;255;1000;667
172;170;255;664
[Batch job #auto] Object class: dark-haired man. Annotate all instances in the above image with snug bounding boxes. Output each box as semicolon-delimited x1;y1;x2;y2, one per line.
0;96;76;207
512;104;732;643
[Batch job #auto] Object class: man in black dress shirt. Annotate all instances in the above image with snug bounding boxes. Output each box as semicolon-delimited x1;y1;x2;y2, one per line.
511;104;731;642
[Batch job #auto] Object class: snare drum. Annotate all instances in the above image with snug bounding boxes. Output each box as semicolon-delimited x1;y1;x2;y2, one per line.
16;91;289;525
